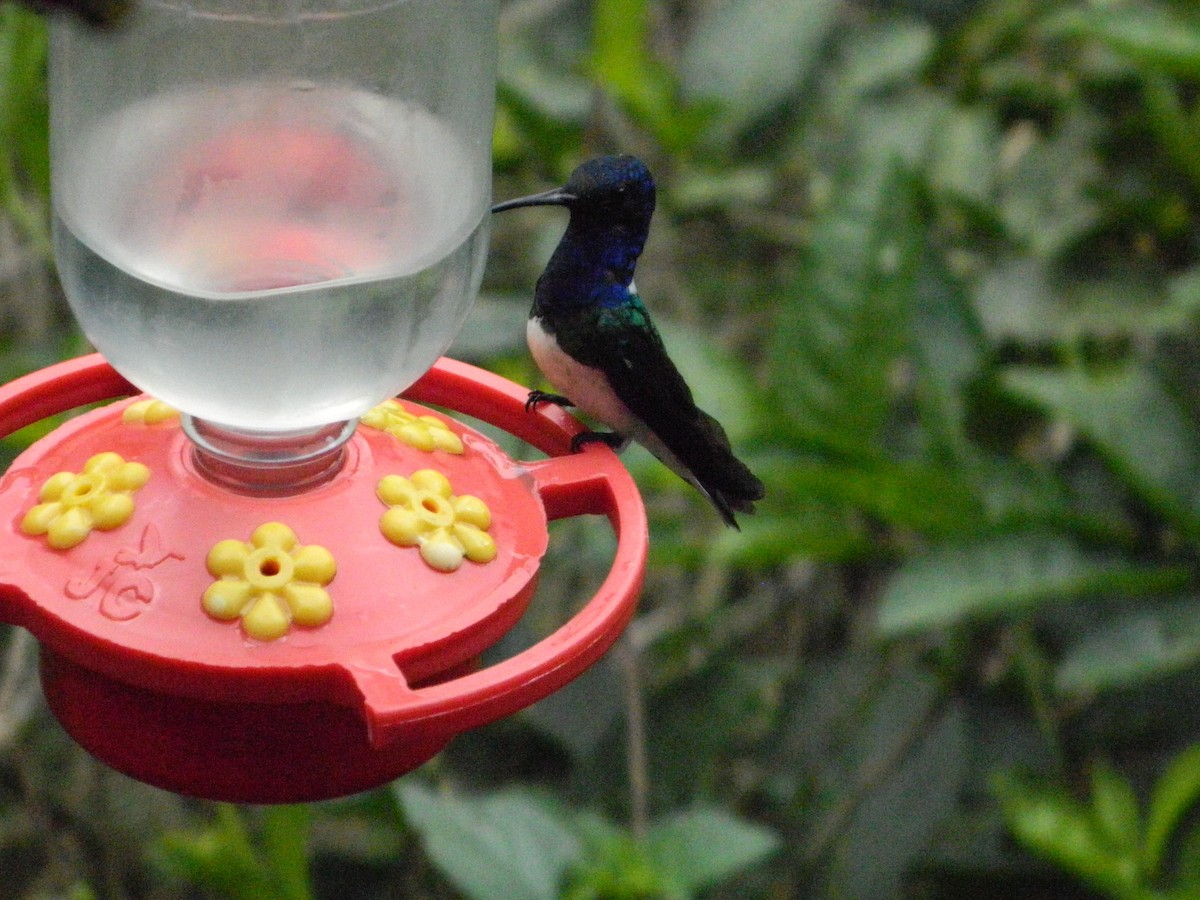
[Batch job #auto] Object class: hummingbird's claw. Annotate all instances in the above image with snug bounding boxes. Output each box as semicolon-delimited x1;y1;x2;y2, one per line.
570;430;628;454
525;390;573;414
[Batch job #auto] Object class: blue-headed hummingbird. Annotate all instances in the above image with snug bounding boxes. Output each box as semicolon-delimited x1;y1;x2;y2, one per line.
493;155;764;528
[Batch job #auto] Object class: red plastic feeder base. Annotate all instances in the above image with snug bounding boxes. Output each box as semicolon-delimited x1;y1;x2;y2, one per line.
0;355;646;803
41;648;456;803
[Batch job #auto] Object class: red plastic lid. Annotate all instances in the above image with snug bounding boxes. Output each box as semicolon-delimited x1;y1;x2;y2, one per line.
0;355;646;755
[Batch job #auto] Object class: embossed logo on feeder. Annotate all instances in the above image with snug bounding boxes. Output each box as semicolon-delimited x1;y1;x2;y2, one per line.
65;523;184;620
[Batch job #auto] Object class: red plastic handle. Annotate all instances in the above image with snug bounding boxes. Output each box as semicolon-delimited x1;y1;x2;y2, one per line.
358;357;648;745
351;447;645;747
0;354;136;436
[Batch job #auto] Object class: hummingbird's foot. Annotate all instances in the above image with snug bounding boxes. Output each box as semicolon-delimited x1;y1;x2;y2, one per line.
525;390;574;414
570;430;629;454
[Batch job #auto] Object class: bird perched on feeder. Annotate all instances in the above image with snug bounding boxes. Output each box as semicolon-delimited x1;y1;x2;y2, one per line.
492;155;765;528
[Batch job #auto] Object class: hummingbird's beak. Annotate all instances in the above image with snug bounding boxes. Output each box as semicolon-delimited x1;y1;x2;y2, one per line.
491;187;576;214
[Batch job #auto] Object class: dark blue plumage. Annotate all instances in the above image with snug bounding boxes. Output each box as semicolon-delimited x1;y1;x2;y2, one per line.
493;155;764;528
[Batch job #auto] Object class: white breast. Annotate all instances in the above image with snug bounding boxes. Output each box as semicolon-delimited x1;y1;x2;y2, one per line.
527;317;713;500
526;318;638;432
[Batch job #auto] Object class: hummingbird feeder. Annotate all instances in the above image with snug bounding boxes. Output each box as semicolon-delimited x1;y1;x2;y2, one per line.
0;0;647;803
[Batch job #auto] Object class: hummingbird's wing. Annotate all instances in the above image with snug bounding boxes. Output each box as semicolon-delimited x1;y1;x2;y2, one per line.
557;297;764;525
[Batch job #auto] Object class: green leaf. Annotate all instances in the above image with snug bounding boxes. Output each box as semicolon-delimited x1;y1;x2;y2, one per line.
833;18;935;101
645;807;779;895
927;104;1001;206
0;6;50;253
494;38;589;170
769;456;984;537
768;165;922;460
590;0;709;152
845;90;956;174
157;805;276;900
260;806;313;900
977;258;1200;345
1140;69;1200;195
994;112;1101;259
1175;818;1200;892
591;0;664;100
974;258;1061;343
709;496;873;568
1056;597;1200;698
876;531;1187;636
564;813;666;900
667;165;775;213
1145;745;1200;879
709;445;992;568
397;783;581;900
498;43;591;126
680;0;838;137
993;772;1142;898
908;235;989;467
1002;364;1200;540
823;679;969;899
1090;762;1142;859
1046;6;1200;79
1163;267;1200;333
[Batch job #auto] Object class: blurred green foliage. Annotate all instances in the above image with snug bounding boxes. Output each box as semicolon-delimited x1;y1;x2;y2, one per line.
6;0;1200;896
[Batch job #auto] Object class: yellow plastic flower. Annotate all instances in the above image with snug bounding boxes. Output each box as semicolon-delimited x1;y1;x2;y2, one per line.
202;522;336;641
21;452;150;550
377;469;496;572
361;399;463;454
122;397;179;425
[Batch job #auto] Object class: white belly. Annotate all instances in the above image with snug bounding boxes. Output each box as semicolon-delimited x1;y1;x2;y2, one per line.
526;317;711;499
526;318;638;432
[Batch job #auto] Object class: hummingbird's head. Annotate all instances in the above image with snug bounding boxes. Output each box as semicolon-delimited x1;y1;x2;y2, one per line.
492;154;656;228
562;155;656;223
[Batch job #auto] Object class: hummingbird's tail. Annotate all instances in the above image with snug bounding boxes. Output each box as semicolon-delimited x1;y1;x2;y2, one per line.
637;409;764;529
689;410;765;529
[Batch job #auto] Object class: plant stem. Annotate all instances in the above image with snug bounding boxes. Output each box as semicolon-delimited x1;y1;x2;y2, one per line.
1012;623;1064;769
616;637;651;841
0;627;35;751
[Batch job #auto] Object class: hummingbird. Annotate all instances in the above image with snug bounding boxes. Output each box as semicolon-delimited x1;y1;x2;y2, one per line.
492;155;765;528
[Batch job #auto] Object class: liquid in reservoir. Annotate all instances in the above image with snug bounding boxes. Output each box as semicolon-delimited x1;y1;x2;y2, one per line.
54;82;489;431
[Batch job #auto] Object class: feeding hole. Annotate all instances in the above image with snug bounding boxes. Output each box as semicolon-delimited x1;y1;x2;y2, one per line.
245;547;294;588
61;474;105;506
